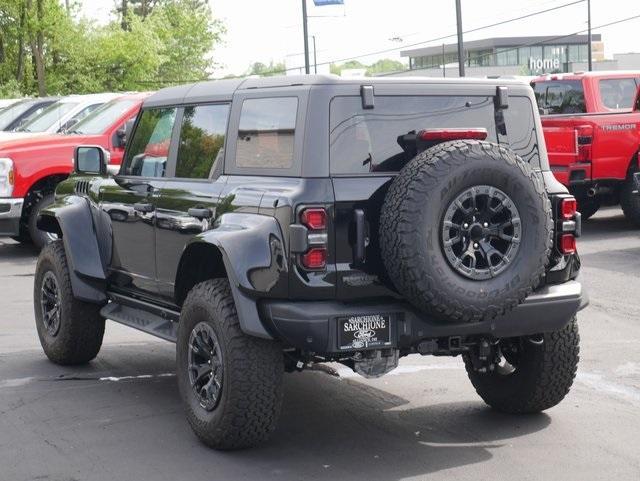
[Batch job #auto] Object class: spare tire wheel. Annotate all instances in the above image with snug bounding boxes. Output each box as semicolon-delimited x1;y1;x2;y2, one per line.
380;140;553;323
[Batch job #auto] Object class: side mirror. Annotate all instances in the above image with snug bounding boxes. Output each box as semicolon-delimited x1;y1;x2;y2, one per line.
74;145;110;176
634;85;640;112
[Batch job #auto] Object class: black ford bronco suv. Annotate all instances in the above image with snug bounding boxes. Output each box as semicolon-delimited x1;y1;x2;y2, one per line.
33;75;587;449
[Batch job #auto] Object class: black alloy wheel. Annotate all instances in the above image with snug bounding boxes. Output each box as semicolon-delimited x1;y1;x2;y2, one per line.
188;322;224;412
441;185;522;280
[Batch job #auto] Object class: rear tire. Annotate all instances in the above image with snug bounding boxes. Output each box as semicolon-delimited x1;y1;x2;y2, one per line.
28;193;57;250
463;317;579;413
620;173;640;226
176;279;283;450
34;241;105;365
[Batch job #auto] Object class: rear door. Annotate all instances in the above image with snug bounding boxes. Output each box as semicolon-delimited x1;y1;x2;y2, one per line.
153;103;231;303
329;85;542;300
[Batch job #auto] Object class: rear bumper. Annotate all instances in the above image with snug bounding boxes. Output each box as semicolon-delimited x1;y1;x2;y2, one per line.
260;280;588;354
0;198;24;236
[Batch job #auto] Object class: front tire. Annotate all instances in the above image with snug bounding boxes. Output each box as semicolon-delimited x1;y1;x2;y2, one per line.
28;193;57;250
464;317;579;413
176;279;283;450
34;241;105;365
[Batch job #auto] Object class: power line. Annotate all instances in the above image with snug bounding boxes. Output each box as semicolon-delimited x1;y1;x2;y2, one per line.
136;11;640;85
281;0;586;73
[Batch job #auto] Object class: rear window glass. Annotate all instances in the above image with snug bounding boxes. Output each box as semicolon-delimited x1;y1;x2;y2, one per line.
330;95;499;174
503;97;541;166
599;78;639;110
235;97;298;169
532;80;585;114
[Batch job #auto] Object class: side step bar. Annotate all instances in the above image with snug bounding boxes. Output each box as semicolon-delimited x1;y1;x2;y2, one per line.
100;293;180;342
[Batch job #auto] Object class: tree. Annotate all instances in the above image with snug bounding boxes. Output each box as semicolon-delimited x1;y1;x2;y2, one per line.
366;58;405;76
246;61;286;77
329;60;366;76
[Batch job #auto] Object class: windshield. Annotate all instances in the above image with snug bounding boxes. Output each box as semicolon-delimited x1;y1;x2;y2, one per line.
0;100;35;130
69;98;138;135
18;101;80;132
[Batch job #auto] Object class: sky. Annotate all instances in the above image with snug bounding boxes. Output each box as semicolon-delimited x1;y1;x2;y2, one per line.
79;0;640;77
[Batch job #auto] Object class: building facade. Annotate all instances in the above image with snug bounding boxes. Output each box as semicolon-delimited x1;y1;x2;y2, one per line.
397;34;607;78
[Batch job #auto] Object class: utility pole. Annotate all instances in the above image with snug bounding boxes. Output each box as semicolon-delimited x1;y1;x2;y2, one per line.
455;0;465;77
302;0;310;74
442;43;446;78
312;35;318;74
587;0;592;71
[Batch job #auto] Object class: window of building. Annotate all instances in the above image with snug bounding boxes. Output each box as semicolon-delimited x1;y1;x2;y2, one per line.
599;78;640;109
235;97;298;169
123;107;177;177
175;104;229;179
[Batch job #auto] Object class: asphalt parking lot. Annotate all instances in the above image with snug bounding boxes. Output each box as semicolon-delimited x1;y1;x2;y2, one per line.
1;206;639;481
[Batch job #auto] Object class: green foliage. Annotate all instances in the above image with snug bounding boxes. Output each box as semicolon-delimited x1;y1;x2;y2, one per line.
330;58;407;77
246;61;286;77
0;0;224;97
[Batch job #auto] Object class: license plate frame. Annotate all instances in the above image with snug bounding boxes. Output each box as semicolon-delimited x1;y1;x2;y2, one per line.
337;314;392;351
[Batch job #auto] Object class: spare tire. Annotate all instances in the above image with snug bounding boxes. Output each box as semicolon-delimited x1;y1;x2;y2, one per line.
380;140;552;323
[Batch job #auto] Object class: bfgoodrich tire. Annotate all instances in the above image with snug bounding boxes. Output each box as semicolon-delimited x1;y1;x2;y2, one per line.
380;140;553;323
34;241;105;365
176;279;283;450
463;317;580;413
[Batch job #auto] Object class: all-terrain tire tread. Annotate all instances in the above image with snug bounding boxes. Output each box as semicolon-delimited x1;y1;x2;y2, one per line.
178;279;283;450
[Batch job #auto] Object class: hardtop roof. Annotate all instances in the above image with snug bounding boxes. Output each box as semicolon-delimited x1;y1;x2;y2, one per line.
144;74;531;108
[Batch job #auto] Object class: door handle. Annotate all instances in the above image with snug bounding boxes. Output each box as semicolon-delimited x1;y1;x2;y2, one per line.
134;202;155;213
188;207;213;219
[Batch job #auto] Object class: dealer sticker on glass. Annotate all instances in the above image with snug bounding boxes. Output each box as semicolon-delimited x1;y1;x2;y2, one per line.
338;314;392;351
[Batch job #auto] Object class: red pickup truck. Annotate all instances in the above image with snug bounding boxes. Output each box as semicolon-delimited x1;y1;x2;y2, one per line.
0;93;149;248
532;72;640;220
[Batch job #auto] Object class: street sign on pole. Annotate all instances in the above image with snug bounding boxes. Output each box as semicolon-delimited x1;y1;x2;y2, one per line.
313;0;344;5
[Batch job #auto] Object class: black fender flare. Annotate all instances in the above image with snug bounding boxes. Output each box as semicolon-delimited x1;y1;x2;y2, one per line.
180;213;288;339
37;196;108;303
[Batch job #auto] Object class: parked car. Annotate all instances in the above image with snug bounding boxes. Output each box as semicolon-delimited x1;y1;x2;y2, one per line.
0;97;59;132
532;71;640;220
34;76;586;449
0;93;120;141
0;93;148;248
0;99;21;110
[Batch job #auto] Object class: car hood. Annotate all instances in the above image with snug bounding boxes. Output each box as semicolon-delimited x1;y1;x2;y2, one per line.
0;133;104;157
0;131;48;142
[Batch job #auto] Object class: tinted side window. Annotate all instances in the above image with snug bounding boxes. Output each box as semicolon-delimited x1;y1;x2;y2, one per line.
599;78;638;109
503;97;541;167
532;80;585;114
123;107;177;177
175;104;229;179
330;96;497;174
235;97;298;169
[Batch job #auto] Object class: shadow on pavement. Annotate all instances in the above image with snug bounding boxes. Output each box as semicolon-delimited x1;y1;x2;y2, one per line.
0;344;551;481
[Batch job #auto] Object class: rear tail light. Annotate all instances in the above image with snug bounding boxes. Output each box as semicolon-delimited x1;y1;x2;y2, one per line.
560;234;577;254
301;247;327;270
298;207;328;271
576;125;593;162
418;128;488;142
557;196;579;254
561;197;577;219
300;208;327;230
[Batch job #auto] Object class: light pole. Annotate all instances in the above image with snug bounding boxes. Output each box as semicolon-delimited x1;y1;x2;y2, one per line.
302;0;310;74
455;0;465;77
587;0;592;71
312;35;318;74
